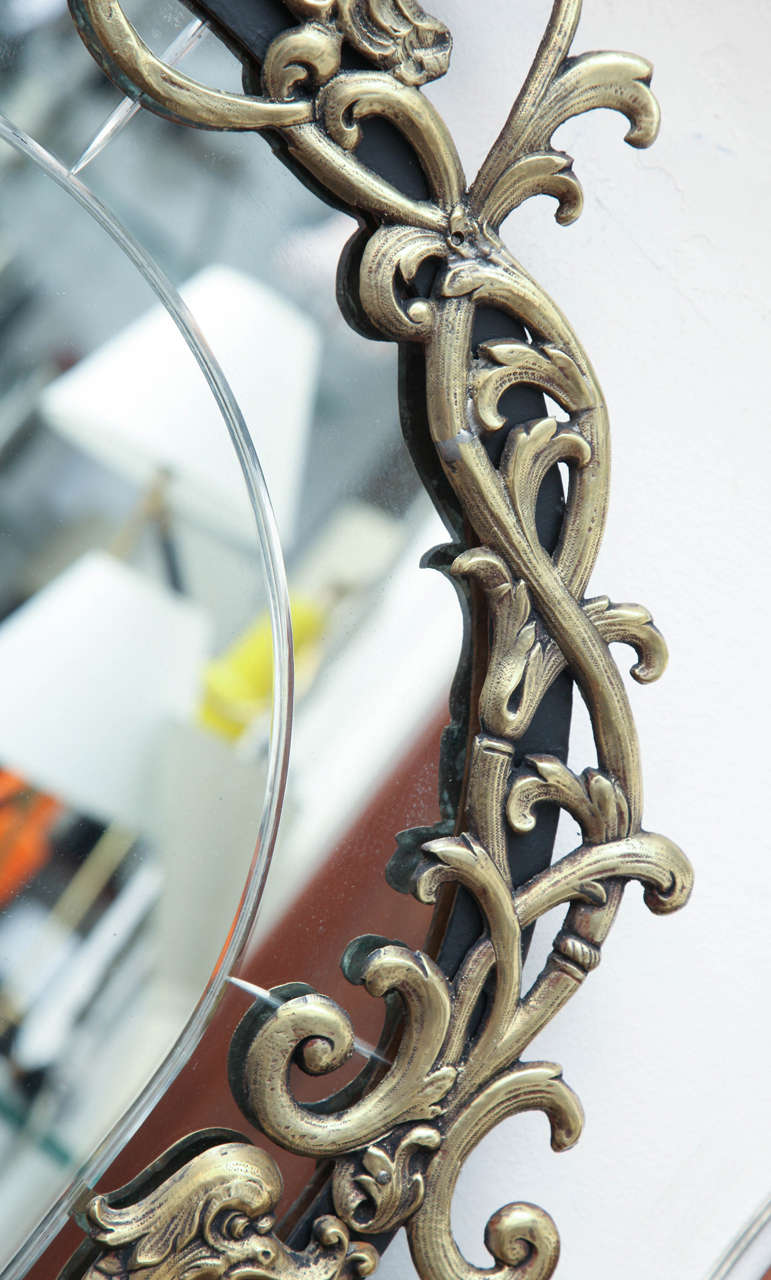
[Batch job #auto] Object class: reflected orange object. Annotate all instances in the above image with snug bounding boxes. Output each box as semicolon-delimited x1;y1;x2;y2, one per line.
0;770;60;907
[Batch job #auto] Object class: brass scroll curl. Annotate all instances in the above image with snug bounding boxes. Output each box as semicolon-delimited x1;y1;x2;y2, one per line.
67;2;692;1278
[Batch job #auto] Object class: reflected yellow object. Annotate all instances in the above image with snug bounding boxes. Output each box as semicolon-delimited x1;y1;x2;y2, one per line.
199;598;325;741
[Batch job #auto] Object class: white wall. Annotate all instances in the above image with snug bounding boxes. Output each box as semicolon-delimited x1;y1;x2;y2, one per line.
380;2;771;1277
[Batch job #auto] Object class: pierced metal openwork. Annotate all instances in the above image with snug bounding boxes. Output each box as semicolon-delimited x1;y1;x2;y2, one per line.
63;2;693;1277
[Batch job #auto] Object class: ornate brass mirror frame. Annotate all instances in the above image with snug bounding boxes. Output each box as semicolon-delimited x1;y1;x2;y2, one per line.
52;2;694;1278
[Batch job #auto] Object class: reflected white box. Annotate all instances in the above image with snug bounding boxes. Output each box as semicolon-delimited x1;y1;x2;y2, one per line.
0;550;209;831
41;264;320;546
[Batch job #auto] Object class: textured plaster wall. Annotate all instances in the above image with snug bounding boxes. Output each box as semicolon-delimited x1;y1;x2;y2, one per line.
379;2;771;1277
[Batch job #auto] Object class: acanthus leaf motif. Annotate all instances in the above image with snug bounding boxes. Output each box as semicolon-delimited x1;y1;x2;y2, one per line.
508;755;631;844
331;0;452;87
450;549;544;741
332;1127;441;1233
473;339;594;432
77;1142;377;1280
470;0;661;229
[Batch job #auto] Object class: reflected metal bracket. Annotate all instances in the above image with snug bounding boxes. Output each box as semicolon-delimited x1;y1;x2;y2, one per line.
61;2;693;1277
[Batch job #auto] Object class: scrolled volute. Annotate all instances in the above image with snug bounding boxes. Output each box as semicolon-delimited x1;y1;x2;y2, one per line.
231;948;456;1158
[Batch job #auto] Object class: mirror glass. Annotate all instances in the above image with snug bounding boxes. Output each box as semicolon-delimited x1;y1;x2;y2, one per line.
0;80;293;1280
0;3;461;1275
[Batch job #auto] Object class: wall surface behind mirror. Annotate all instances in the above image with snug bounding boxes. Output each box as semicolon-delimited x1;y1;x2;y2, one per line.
376;2;771;1279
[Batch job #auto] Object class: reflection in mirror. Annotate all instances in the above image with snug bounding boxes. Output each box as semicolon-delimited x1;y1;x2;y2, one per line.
0;4;461;1275
0;139;295;1272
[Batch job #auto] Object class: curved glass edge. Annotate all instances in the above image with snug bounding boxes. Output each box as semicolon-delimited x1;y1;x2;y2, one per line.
705;1196;771;1280
0;111;295;1280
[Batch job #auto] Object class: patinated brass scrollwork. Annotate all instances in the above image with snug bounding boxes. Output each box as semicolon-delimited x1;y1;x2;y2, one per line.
74;1138;378;1280
65;2;694;1278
